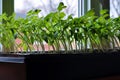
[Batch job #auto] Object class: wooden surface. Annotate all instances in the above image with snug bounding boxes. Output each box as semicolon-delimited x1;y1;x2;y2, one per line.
0;63;26;80
97;76;120;80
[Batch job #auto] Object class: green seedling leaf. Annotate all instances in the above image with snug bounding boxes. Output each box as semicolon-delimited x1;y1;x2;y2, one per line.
44;12;54;21
59;12;66;19
57;2;67;11
84;9;95;17
68;15;73;20
100;9;108;15
102;14;109;18
27;9;41;17
74;33;79;41
14;33;18;39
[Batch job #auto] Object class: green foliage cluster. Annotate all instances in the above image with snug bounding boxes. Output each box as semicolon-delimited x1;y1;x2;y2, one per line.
0;2;120;53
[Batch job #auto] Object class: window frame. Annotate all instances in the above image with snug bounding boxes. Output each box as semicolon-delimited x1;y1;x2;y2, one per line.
2;0;14;16
78;0;91;17
2;0;110;17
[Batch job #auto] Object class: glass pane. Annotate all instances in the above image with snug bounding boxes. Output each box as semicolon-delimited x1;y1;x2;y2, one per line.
110;0;120;18
14;0;78;18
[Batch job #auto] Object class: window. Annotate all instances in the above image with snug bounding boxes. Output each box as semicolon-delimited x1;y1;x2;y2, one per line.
14;0;78;18
78;0;91;17
14;0;92;18
110;0;120;18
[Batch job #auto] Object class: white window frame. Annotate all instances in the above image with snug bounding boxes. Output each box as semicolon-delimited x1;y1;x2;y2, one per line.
78;0;91;17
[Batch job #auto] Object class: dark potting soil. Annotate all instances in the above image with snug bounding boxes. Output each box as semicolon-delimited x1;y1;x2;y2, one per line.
0;48;120;55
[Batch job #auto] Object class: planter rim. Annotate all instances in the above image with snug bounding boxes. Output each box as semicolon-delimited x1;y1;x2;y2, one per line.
0;50;119;63
0;56;25;63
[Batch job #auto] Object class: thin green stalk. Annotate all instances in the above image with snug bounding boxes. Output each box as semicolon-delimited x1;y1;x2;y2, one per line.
113;36;120;49
91;35;104;52
62;37;68;51
51;44;55;51
40;42;45;51
84;36;88;52
81;39;84;52
89;36;94;52
98;37;106;52
78;40;81;50
54;40;60;51
68;40;73;51
16;30;32;52
35;41;39;51
75;40;78;50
